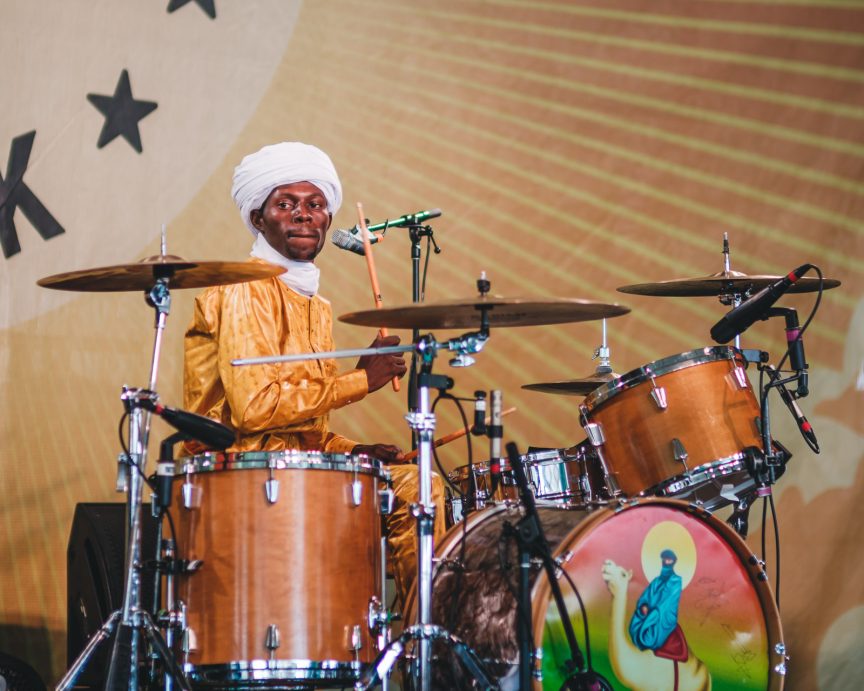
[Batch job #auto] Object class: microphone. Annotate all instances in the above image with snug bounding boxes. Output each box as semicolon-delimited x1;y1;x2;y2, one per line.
330;208;442;256
782;308;809;398
777;381;819;452
489;390;503;494
331;227;382;256
143;401;235;450
471;390;487;436
710;264;812;344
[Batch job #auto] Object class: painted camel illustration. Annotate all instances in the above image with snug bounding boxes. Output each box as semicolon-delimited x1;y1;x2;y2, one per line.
601;559;711;691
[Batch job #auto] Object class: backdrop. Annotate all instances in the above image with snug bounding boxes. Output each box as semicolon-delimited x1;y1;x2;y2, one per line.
1;0;862;686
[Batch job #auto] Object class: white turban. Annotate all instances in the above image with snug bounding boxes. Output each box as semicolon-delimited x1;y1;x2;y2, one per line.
231;142;343;237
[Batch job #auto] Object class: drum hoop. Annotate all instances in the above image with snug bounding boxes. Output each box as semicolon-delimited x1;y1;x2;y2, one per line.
582;345;745;412
646;453;749;497
183;658;364;682
176;450;384;477
529;497;785;690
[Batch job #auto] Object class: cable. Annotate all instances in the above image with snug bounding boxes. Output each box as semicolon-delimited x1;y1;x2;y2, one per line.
769;492;781;609
774;266;823;374
558;567;593;672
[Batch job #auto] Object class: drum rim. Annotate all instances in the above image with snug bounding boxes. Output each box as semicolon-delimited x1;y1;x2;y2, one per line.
175;450;384;477
582;345;746;412
529;497;786;691
183;657;364;682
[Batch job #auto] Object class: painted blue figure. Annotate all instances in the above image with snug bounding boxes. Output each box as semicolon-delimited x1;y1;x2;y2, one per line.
629;549;682;651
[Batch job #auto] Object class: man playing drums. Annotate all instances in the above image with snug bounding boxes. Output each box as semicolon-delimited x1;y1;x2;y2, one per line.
183;141;444;603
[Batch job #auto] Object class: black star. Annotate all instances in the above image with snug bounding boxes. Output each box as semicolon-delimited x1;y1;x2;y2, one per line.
87;70;158;153
167;0;216;19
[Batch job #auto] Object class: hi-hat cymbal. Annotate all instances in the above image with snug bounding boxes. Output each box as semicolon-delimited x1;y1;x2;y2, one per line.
618;270;840;297
37;255;285;292
339;296;630;329
522;370;621;396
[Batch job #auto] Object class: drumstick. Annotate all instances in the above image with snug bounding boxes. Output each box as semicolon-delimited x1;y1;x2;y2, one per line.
401;407;517;462
356;202;399;392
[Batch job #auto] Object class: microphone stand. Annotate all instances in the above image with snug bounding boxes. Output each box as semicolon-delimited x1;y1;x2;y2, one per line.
407;223;442;450
57;277;191;691
503;443;611;691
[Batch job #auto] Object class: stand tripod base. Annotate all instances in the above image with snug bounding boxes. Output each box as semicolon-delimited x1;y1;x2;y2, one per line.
356;624;498;691
56;610;190;691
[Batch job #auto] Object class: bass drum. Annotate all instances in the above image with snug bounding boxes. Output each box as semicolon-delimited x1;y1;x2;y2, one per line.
403;499;785;690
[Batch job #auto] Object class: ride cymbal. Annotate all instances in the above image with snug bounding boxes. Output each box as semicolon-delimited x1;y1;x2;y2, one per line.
37;255;285;292
617;270;840;297
522;370;621;396
339;296;630;329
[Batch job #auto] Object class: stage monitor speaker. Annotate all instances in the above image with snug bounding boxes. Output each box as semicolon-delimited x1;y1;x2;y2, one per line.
0;651;45;691
66;503;158;686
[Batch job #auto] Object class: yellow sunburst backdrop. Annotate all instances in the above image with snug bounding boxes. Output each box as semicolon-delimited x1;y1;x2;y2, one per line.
1;0;862;686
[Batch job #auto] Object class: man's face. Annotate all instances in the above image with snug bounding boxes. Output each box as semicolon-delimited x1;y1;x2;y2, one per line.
250;181;331;262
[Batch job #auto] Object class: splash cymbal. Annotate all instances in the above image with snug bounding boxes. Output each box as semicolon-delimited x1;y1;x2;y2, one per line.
339;296;630;329
37;255;285;292
522;370;621;396
618;270;840;297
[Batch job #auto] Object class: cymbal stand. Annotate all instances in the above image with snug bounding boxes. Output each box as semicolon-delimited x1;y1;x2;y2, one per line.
717;233;747;350
57;277;190;691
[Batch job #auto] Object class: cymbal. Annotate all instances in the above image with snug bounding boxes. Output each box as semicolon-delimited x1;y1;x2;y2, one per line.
339;296;630;329
522;370;620;396
37;255;285;292
617;270;840;297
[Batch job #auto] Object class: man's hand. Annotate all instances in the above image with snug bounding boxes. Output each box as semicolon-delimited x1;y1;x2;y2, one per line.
356;333;407;393
353;443;406;464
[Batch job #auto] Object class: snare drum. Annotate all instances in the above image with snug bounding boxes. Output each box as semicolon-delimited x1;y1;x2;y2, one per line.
581;346;765;506
446;442;612;523
522;441;611;505
169;451;387;687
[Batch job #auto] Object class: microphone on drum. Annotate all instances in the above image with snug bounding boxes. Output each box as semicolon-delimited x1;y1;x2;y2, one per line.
489;390;504;494
781;307;809;398
710;264;812;343
141;401;235;450
330;208;443;256
471;391;487;436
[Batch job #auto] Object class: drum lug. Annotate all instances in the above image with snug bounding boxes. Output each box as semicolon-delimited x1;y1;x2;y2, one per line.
672;438;689;469
265;624;280;660
181;624;197;657
265;477;280;504
182;478;202;509
583;422;605;447
348;623;363;652
378;487;394;514
650;383;668;410
352;469;363;506
731;366;750;390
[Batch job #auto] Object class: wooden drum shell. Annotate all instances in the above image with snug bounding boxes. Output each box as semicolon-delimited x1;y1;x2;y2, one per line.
169;455;383;675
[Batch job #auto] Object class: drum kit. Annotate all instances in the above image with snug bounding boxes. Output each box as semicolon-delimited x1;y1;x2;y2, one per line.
39;232;840;691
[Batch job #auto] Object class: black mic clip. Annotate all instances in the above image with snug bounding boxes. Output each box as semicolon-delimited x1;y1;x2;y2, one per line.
766;307;809;398
471;390;487;436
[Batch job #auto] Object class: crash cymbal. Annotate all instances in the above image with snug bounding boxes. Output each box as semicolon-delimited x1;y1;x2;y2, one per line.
618;270;840;297
522;370;621;396
37;255;285;292
339;296;630;329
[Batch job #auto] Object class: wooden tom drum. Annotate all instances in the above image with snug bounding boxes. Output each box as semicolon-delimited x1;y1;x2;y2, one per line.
581;347;765;507
169;451;386;687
